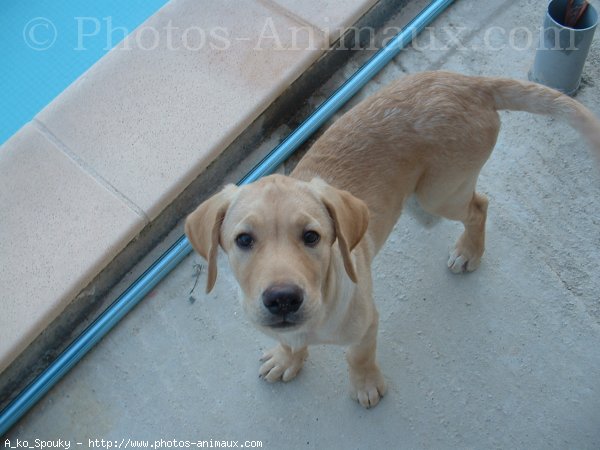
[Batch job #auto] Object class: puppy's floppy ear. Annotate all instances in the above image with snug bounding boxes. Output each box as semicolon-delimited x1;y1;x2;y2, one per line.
310;178;369;283
185;184;238;293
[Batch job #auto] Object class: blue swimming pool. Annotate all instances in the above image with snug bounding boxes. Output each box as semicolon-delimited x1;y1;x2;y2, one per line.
0;0;169;146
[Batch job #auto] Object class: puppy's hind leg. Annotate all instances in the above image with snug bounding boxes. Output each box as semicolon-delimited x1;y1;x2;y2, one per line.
417;177;489;273
446;192;488;273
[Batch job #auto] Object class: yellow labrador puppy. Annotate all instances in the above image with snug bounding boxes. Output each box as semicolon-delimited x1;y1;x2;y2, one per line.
185;71;600;408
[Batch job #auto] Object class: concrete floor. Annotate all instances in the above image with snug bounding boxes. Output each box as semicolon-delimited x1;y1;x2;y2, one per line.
5;0;600;448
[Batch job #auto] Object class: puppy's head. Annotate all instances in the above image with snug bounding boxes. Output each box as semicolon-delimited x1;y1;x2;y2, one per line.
185;175;369;333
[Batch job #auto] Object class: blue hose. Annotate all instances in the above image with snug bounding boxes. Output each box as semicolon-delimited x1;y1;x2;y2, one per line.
0;0;454;435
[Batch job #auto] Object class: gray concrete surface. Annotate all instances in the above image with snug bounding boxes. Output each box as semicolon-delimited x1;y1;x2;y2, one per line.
5;0;600;448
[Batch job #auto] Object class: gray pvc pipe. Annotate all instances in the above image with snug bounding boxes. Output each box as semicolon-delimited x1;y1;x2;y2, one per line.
0;0;454;435
529;0;598;95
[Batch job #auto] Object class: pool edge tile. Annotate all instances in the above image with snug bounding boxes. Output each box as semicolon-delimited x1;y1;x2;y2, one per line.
266;0;380;44
0;124;146;374
36;0;328;222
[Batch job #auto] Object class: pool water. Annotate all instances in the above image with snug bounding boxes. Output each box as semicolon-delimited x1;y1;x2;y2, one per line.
0;0;169;145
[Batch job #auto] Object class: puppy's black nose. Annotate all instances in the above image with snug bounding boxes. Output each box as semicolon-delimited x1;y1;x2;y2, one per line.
262;284;303;315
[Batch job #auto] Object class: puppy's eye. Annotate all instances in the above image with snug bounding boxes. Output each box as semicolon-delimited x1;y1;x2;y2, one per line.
235;233;254;250
302;230;320;247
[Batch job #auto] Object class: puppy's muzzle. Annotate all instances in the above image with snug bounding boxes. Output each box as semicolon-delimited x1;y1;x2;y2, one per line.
262;284;304;328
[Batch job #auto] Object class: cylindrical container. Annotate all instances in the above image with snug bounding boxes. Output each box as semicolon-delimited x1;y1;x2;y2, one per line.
529;0;598;95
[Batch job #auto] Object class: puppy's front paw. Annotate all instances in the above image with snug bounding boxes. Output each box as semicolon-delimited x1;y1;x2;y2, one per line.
349;366;387;409
259;345;308;382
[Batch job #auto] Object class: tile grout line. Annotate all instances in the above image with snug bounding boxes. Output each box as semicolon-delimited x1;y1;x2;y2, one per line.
257;0;329;41
32;119;151;225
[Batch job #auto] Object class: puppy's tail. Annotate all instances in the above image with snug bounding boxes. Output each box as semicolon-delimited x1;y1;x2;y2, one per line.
485;77;600;158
